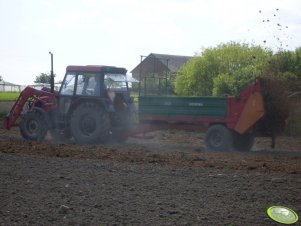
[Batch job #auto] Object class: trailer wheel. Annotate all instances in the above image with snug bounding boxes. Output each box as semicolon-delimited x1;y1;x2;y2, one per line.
19;110;48;141
232;132;254;152
70;103;110;144
205;124;233;151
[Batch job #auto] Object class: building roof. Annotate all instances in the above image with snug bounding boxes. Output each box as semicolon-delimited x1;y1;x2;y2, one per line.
131;53;192;77
148;53;192;72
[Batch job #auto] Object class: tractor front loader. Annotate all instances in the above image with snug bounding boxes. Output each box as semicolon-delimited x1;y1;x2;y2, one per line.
3;65;137;144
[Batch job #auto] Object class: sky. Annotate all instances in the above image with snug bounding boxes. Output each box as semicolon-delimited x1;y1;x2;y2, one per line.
0;0;300;85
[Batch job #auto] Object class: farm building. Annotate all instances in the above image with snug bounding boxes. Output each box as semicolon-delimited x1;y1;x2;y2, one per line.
0;80;24;92
131;53;192;80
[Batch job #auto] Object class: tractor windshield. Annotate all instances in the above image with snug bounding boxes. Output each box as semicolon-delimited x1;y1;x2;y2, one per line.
60;73;76;95
104;73;138;91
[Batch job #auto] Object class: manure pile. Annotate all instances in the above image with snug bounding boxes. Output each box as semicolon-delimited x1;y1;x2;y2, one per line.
258;77;290;136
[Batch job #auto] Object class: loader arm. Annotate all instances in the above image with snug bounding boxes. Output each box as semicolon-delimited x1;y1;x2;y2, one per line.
3;86;57;129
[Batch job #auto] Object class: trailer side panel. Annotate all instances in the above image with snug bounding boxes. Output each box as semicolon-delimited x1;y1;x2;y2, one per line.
139;96;227;120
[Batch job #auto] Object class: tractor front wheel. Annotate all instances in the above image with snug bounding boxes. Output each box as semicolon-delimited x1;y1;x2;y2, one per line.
205;124;233;151
70;103;110;144
19;110;48;141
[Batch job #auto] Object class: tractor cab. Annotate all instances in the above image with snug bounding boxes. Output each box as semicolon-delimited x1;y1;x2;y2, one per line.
57;65;135;113
51;65;138;143
60;65;128;96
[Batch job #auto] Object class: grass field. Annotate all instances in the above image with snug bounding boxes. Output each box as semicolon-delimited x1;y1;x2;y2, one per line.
0;92;20;101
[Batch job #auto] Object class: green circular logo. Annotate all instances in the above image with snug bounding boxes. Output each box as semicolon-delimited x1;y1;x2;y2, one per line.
267;206;299;224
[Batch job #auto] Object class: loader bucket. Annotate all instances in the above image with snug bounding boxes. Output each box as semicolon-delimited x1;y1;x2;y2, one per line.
234;92;265;134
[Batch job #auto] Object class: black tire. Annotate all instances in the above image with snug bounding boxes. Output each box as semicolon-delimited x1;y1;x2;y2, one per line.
19;110;48;141
232;132;254;152
70;103;110;144
205;124;233;151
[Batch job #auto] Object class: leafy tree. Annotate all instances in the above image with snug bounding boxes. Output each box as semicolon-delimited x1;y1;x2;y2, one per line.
265;51;296;76
294;47;301;76
264;49;301;94
175;42;271;96
34;73;55;84
0;75;3;82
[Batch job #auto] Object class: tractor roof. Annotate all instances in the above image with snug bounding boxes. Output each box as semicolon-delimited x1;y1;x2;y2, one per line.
66;65;127;74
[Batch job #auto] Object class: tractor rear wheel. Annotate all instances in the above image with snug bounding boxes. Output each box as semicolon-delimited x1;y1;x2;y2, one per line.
232;132;254;152
19;110;48;141
70;103;110;144
205;124;233;151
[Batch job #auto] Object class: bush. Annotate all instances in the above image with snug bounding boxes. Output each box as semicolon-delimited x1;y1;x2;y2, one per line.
286;99;301;136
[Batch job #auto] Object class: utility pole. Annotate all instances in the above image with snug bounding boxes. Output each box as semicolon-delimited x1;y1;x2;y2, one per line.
49;51;54;93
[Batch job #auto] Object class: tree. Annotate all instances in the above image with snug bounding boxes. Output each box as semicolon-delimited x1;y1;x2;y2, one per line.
0;75;3;82
175;42;271;96
34;73;55;84
264;49;301;94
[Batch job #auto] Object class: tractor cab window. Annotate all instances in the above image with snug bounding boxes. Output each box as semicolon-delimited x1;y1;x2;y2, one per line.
60;73;76;95
104;74;138;91
76;73;100;96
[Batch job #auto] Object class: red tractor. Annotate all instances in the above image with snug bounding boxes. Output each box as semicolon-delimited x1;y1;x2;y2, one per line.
3;65;137;144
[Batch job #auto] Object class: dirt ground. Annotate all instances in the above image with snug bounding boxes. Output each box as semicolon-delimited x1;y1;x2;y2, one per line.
0;126;301;225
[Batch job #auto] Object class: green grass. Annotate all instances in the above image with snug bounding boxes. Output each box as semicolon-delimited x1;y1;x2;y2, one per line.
0;92;20;101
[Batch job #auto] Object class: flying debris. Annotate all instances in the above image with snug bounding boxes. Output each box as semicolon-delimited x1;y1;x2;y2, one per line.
257;7;292;50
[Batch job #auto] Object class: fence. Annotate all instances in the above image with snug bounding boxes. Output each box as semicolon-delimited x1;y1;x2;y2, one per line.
0;83;60;92
0;83;26;92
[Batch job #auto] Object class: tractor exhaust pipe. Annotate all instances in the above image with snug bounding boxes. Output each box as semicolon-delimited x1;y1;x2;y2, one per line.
49;51;54;93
